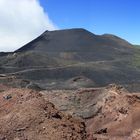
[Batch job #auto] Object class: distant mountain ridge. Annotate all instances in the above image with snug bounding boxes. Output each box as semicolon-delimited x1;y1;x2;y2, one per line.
15;28;133;53
0;28;140;91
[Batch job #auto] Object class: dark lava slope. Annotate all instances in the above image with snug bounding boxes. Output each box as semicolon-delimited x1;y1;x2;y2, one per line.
15;28;134;62
16;28;132;53
0;28;140;91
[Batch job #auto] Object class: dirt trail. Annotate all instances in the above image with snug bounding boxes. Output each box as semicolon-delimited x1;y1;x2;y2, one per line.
1;59;122;76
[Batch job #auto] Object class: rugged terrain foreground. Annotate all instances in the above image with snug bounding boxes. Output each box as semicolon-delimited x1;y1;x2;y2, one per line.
0;85;86;140
0;84;140;140
42;84;140;140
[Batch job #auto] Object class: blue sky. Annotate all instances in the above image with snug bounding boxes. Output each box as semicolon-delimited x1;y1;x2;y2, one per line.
39;0;140;45
0;0;139;52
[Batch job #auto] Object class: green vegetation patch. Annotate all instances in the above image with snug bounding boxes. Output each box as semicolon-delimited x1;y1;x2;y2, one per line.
132;48;140;68
133;45;140;48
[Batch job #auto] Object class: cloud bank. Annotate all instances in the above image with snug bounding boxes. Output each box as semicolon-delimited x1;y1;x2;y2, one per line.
0;0;57;52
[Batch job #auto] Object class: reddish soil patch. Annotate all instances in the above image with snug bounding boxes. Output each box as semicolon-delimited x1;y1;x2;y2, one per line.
42;84;140;140
0;86;86;140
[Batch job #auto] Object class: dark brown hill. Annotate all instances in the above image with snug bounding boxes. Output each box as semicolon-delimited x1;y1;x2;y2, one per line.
15;28;133;53
14;28;134;64
0;28;139;91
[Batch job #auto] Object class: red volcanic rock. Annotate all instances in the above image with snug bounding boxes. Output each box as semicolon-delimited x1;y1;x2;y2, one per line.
0;86;86;140
42;85;140;140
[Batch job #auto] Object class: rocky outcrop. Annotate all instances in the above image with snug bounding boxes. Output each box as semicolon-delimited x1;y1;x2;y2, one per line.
0;84;140;140
42;84;140;140
0;85;86;140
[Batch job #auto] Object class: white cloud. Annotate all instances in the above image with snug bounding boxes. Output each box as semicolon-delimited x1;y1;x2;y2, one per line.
0;0;57;52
